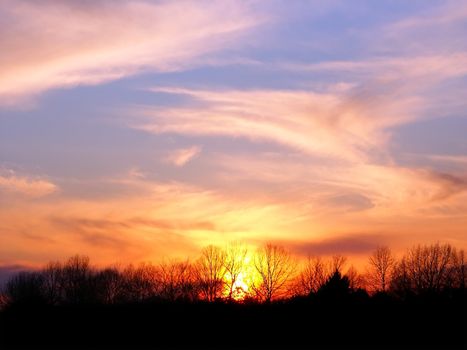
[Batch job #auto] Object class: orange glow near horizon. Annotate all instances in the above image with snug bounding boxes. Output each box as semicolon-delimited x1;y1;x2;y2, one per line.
1;1;467;276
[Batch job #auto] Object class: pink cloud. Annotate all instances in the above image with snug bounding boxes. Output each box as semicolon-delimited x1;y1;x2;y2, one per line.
0;0;263;105
166;146;202;167
133;86;422;163
0;171;57;198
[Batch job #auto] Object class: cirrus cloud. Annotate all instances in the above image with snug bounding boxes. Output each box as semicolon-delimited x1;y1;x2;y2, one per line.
0;0;264;106
134;87;409;162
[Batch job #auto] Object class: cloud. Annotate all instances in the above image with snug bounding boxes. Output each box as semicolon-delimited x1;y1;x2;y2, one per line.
384;1;467;50
1;1;467;268
283;233;393;257
427;172;467;202
1;162;466;267
418;154;467;165
206;151;467;219
166;146;202;167
0;0;263;105
0;173;306;266
284;54;467;84
126;6;467;222
0;171;57;198
135;86;415;162
324;194;374;212
134;46;467;163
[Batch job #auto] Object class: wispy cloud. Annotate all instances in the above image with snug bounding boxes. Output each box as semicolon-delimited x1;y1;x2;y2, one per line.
385;1;467;43
133;36;466;163
135;86;413;162
166;146;202;167
414;154;467;165
0;170;57;197
283;54;467;83
1;1;467;267
0;0;263;105
207;151;467;218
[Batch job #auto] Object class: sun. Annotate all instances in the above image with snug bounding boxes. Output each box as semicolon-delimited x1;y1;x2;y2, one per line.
222;252;259;301
224;271;252;300
230;273;249;300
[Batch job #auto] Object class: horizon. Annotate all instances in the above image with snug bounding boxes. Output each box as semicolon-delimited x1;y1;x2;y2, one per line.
1;0;467;272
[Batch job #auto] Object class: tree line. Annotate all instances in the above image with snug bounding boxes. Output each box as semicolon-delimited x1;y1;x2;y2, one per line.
1;242;465;308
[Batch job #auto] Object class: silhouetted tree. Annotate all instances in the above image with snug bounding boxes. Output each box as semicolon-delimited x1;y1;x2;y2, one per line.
317;270;350;299
5;271;45;305
330;254;347;274
120;263;160;302
252;244;295;302
195;245;226;301
390;257;412;296
367;246;395;292
41;261;64;305
61;255;94;304
223;242;248;300
391;243;457;294
159;259;196;301
93;267;124;304
453;249;466;290
2;242;466;310
293;256;328;296
346;265;365;291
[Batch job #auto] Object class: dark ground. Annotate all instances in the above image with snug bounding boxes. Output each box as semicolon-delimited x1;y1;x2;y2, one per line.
0;292;465;349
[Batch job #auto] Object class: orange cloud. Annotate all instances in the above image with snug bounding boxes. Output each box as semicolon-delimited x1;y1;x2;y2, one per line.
0;173;307;267
211;152;467;216
1;0;466;270
1;163;465;269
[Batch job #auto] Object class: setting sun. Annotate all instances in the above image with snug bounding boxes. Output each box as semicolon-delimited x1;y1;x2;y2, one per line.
229;273;249;300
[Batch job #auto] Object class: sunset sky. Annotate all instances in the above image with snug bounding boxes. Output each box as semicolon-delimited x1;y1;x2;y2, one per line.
1;0;466;271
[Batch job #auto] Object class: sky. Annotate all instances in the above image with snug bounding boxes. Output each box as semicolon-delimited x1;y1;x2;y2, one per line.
1;0;466;270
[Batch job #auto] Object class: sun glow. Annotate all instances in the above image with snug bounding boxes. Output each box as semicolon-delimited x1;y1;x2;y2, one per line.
223;252;265;301
230;272;249;300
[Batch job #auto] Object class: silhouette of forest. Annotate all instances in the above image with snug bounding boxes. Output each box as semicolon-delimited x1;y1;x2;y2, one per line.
0;243;465;349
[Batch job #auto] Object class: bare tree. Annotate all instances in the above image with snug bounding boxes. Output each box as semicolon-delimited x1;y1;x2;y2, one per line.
120;263;160;302
61;255;94;304
293;256;328;296
330;254;347;274
346;265;365;291
390;257;411;295
223;242;248;300
159;259;196;301
367;246;395;292
40;261;64;305
195;245;226;301
453;249;466;290
391;243;457;294
94;267;123;304
252;244;295;302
